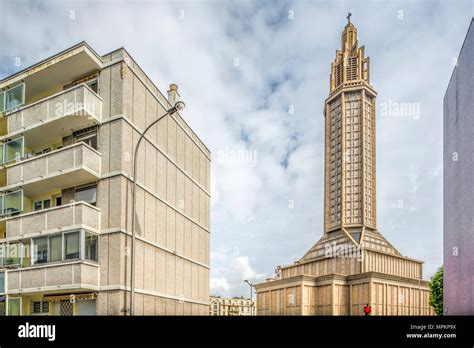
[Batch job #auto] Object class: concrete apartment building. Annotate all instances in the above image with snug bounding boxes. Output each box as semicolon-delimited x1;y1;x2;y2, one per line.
209;296;256;316
255;17;433;316
444;19;474;315
0;42;210;315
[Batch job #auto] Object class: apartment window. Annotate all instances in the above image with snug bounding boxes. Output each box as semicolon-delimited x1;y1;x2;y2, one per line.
34;237;49;264
86;79;98;94
78;133;98;150
55;196;62;206
0;83;25;113
64;232;80;260
8;298;21;316
74;127;98;150
33;231;96;265
33;201;41;211
30;301;49;315
34;199;51;212
84;232;98;262
75;185;97;206
49;235;62;262
34;147;51;156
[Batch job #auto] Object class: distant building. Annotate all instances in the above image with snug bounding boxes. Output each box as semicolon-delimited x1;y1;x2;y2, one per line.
255;16;433;316
209;296;256;316
443;18;474;315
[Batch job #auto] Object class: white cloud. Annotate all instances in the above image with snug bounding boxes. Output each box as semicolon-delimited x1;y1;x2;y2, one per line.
210;277;230;296
211;252;265;297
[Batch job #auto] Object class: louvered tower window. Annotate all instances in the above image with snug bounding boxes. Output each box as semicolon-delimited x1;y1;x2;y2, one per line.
335;62;343;87
346;57;358;81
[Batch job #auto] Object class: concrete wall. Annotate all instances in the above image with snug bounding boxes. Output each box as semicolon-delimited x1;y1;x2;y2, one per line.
443;19;474;315
95;52;210;315
280;250;421;280
256;274;433;316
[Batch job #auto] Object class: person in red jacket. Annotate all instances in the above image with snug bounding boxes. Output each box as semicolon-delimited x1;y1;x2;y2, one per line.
363;304;371;316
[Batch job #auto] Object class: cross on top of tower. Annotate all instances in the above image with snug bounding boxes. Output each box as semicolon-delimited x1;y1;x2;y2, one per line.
347;12;352;24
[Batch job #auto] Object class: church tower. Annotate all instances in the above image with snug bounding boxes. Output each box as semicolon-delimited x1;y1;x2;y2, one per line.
255;15;433;316
324;13;377;237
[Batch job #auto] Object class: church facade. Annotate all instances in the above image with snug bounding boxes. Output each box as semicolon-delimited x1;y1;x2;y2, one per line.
255;17;434;316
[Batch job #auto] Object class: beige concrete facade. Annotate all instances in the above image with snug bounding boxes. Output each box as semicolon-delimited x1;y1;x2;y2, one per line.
209;296;256;316
0;42;210;316
255;19;434;316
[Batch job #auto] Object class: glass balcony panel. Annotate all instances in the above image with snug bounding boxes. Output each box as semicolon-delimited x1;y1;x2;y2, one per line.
0;244;22;267
0;92;4;113
5;84;25;111
4;137;24;163
64;232;79;260
2;191;23;215
0;272;4;294
84;232;98;262
49;235;62;262
33;237;48;264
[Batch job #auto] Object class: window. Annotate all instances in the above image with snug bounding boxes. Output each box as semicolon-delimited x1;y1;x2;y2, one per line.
75;185;97;206
30;301;49;315
64;232;79;260
34;237;48;264
86;79;98;94
33;199;51;212
49;235;62;262
84;232;98;262
55;196;62;206
34;147;51;156
74;126;98;150
76;132;98;150
33;231;96;265
8;298;21;316
33;201;42;211
0;83;25;113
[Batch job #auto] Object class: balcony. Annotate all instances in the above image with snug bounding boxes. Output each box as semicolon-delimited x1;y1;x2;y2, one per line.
3;201;100;240
5;261;99;295
4;142;101;196
4;84;102;146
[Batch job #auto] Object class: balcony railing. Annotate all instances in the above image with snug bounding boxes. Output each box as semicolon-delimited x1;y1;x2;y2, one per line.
5;261;99;294
3;202;100;240
4;142;101;195
5;84;102;138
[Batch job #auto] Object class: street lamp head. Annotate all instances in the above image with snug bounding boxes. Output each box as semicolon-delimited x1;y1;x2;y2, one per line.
174;101;185;113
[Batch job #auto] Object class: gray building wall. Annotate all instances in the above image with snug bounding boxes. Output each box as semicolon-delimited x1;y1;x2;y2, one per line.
443;19;474;315
95;49;210;315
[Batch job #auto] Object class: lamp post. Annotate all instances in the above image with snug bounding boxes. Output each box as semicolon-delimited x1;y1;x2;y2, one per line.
130;100;185;316
244;280;254;315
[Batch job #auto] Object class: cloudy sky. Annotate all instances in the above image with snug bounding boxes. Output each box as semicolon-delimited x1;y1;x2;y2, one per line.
1;0;472;298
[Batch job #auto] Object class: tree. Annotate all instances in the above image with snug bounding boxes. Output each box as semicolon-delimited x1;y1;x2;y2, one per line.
429;266;443;316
